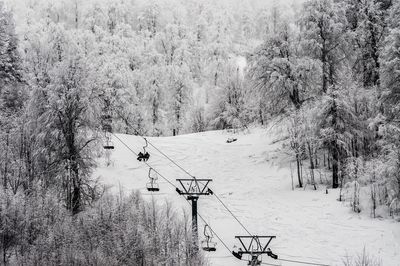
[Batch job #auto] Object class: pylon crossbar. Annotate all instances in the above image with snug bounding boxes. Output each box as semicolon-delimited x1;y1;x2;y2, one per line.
235;236;276;255
176;178;212;195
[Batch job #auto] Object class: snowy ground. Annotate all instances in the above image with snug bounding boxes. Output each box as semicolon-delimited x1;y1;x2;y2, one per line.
93;127;400;266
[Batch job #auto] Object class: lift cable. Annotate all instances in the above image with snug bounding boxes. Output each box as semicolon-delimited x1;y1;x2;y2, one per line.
143;137;253;236
146;140;196;178
273;258;330;266
142;137;332;266
112;134;176;188
112;133;332;266
213;193;252;236
112;133;233;257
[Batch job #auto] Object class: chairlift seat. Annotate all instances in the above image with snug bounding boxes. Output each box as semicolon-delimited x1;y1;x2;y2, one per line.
202;246;216;252
103;145;114;150
266;248;278;259
226;138;237;143
201;239;217;252
232;251;242;260
146;179;159;192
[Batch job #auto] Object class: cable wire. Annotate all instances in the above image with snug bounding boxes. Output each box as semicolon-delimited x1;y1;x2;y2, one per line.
111;133;332;266
112;133;176;188
213;193;253;236
142;136;333;266
112;133;233;258
275;258;330;266
147;140;196;178
143;136;254;236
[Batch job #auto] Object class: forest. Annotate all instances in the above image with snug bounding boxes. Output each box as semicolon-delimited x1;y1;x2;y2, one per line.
0;0;399;265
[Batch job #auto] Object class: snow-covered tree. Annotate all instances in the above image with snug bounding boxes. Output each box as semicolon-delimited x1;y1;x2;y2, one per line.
346;0;389;88
378;0;400;204
300;0;348;93
249;22;317;116
0;1;27;192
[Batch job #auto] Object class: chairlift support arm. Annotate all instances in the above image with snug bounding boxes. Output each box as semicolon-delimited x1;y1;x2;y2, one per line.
235;236;276;255
176;178;213;196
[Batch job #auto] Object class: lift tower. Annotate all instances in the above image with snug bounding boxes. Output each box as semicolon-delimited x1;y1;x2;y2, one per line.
176;178;213;249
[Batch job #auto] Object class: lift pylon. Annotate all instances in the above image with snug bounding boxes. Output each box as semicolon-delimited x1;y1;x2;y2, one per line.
176;178;213;251
232;236;278;265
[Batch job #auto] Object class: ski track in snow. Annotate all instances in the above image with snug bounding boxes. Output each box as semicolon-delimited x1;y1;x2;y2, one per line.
93;129;400;266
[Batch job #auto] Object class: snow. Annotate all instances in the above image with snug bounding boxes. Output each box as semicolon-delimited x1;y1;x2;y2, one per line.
93;127;400;266
235;56;247;78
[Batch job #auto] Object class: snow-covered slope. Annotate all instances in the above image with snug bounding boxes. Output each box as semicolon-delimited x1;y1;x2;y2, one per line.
93;128;400;266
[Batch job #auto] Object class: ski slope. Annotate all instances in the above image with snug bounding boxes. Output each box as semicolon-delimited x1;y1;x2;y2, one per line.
93;127;400;266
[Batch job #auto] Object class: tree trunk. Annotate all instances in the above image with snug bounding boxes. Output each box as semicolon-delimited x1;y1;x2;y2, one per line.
296;154;303;188
307;142;316;190
3;132;10;189
321;41;328;93
71;159;81;215
332;142;339;188
328;151;331;170
331;94;339;189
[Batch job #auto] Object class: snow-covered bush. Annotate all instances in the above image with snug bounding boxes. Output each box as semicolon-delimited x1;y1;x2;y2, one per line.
0;187;205;265
342;248;382;266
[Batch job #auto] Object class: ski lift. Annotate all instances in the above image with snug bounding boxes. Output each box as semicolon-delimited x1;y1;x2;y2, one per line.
146;167;159;192
101;113;113;133
201;225;217;252
103;135;114;150
102;118;114;150
137;138;150;162
226;138;237;143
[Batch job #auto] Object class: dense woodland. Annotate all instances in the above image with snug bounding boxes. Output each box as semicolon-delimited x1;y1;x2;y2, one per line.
0;0;399;264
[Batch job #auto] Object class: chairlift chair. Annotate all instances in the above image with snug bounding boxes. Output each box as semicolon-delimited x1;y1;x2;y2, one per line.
146;183;159;192
266;248;278;259
226;138;237;143
201;240;217;252
201;225;217;252
146;168;159;192
137;138;150;162
103;132;114;150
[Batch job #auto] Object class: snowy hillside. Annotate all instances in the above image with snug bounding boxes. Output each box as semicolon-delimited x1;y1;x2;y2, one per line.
94;128;400;266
